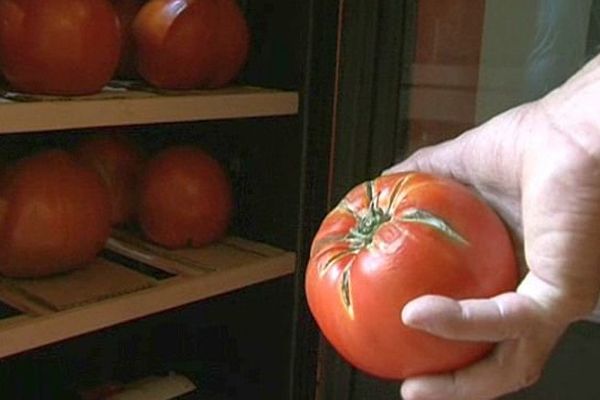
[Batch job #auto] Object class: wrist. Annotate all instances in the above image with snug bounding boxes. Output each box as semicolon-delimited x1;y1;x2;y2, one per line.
537;55;600;159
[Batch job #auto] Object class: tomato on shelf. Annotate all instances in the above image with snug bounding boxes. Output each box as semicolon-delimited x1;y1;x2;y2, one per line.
138;145;233;249
74;135;144;226
0;150;112;278
305;172;519;380
0;0;121;96
132;0;250;89
112;0;147;79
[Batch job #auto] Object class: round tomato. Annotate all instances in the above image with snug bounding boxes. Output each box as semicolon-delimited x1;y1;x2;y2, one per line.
112;0;146;79
305;172;518;380
0;150;112;278
75;135;144;226
138;145;233;248
132;0;250;89
0;0;121;95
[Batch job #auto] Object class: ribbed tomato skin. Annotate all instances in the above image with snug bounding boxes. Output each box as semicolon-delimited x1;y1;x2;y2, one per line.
305;172;518;379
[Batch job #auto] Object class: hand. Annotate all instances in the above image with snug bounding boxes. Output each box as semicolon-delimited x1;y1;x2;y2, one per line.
384;55;600;400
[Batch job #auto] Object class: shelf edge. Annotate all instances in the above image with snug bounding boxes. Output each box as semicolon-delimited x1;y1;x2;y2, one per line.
0;252;295;359
0;89;299;134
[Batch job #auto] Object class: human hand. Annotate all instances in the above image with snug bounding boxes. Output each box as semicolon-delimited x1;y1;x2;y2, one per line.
384;54;600;400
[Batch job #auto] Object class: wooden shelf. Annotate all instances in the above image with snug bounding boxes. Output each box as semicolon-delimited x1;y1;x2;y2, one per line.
0;231;295;358
0;83;299;134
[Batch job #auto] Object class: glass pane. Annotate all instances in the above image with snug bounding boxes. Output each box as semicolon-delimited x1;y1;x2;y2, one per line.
398;2;600;398
403;0;600;153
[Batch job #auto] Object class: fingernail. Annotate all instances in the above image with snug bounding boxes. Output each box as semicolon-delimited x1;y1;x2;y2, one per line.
401;302;424;328
401;377;450;400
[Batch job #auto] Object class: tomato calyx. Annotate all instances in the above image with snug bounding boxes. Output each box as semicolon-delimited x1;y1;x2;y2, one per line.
347;204;391;250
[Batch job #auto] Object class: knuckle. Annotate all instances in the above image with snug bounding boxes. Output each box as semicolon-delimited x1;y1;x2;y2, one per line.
496;293;540;337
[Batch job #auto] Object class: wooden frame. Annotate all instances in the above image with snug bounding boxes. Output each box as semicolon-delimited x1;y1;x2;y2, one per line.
316;0;413;398
0;0;336;397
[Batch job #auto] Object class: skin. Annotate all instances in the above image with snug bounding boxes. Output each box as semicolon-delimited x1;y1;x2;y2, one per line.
385;54;600;400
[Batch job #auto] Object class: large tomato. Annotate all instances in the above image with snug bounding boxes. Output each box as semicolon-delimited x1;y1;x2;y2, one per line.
132;0;250;89
0;150;112;278
305;172;518;380
74;135;144;226
0;0;121;95
138;145;233;248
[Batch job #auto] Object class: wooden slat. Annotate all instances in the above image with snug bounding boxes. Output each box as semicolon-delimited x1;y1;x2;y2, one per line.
4;259;155;311
0;85;299;134
0;236;295;358
107;231;288;276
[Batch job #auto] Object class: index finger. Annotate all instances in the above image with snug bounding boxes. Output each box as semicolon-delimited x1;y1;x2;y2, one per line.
382;135;470;181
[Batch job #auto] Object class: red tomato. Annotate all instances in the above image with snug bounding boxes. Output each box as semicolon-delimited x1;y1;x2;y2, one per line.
305;172;518;379
138;146;233;248
132;0;250;89
0;150;112;278
112;0;146;79
75;135;144;226
0;0;121;95
207;0;251;87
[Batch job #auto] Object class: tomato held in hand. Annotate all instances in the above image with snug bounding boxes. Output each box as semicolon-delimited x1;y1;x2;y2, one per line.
305;172;518;380
138;146;233;248
0;150;112;278
0;0;121;95
132;0;250;89
75;135;144;226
